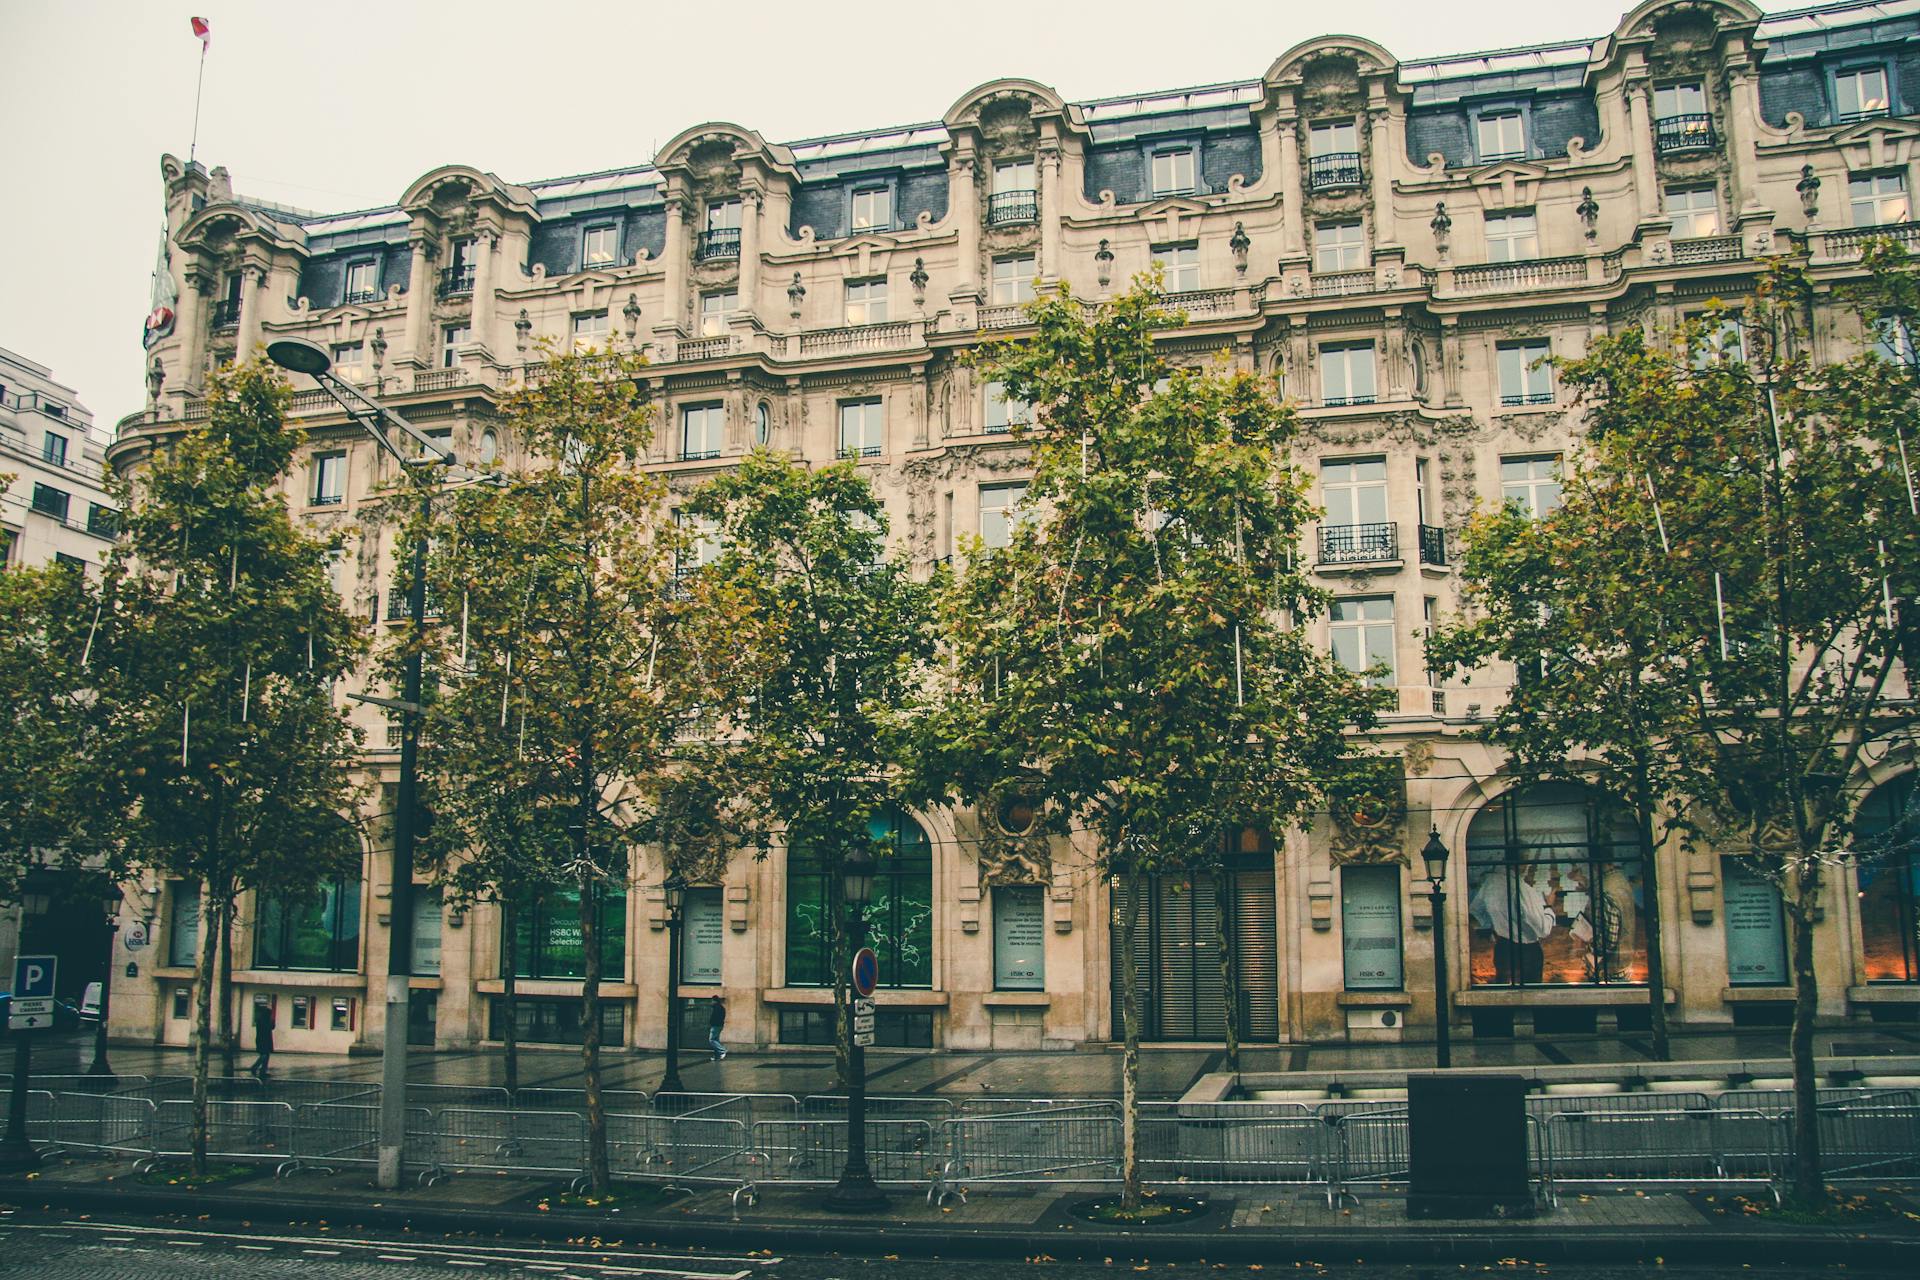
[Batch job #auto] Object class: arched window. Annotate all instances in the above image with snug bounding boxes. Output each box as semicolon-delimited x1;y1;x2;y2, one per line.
1465;782;1644;987
1854;773;1920;983
786;807;933;989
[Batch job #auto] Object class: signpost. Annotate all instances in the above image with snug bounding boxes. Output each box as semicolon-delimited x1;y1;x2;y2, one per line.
850;947;878;1047
0;955;56;1170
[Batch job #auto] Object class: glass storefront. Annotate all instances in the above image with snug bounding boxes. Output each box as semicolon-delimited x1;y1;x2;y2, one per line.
505;879;628;980
1855;774;1920;983
254;880;361;972
786;807;933;988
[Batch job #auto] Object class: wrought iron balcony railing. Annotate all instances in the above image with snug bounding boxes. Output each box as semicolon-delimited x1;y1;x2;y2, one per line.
1500;391;1554;407
1653;113;1716;154
209;299;241;329
696;227;741;260
437;265;475;297
343;287;381;305
1319;522;1398;564
987;189;1039;225
1418;523;1447;567
1307;152;1363;191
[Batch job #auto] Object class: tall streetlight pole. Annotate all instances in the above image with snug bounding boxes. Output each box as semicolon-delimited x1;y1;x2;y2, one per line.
88;886;124;1078
659;873;687;1095
1422;827;1452;1070
826;844;884;1212
266;338;497;1191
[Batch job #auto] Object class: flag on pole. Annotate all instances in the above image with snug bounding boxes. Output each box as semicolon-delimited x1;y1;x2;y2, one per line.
191;16;211;49
144;226;178;350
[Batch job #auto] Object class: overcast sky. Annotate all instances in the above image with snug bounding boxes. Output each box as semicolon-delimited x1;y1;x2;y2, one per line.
4;0;1699;429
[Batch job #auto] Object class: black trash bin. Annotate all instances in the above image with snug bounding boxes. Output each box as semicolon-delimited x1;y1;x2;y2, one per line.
1406;1072;1534;1218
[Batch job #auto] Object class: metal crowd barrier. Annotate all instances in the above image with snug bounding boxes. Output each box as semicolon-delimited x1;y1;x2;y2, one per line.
50;1092;156;1160
657;1091;799;1129
751;1117;941;1186
1138;1102;1332;1203
802;1094;956;1125
512;1087;650;1114
145;1099;298;1173
607;1109;752;1184
1540;1107;1785;1204
417;1106;586;1184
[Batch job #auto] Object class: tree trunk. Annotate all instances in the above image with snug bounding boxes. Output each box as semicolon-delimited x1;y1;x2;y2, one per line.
190;882;221;1178
1786;882;1824;1205
217;902;237;1077
579;869;610;1194
1217;867;1240;1072
1630;760;1671;1061
501;896;520;1100
1118;870;1143;1211
832;864;850;1090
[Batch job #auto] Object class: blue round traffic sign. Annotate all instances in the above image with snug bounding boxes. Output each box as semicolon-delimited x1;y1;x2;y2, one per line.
851;946;878;998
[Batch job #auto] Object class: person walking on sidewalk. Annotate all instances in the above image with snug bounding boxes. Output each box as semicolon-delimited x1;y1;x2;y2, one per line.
707;995;727;1061
249;999;275;1079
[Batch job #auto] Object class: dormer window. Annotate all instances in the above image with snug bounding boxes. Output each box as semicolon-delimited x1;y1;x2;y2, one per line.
1836;66;1891;122
989;159;1038;225
344;258;379;304
1475;111;1526;163
582;224;619;268
850;185;892;233
213;271;243;328
1150;147;1196;197
439;239;477;296
699;200;742;260
1653;82;1714;153
1308;120;1362;191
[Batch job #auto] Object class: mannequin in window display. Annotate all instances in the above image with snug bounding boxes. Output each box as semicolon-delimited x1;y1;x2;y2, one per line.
1469;862;1554;983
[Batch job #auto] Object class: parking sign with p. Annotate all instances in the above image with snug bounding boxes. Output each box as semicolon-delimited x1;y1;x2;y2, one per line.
8;954;57;1032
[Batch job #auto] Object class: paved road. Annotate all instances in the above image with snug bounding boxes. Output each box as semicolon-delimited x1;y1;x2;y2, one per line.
0;1205;1904;1280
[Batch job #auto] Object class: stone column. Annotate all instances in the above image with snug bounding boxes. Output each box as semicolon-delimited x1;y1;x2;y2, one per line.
738;188;763;322
1624;81;1660;222
949;143;981;301
1368;103;1396;248
235;262;265;362
1276;106;1305;261
1723;62;1766;217
401;230;434;368
469;230;497;354
659;179;689;337
177;262;211;392
1038;136;1063;285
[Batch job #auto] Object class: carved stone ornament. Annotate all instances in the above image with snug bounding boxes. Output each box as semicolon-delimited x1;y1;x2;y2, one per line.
1328;757;1408;865
975;779;1052;885
787;271;806;320
622;292;642;341
1094;238;1115;289
370;326;388;371
1430;202;1452;242
1576;186;1600;242
146;357;165;403
514;308;532;352
1229;221;1251;276
1797;164;1822;219
910;256;930;308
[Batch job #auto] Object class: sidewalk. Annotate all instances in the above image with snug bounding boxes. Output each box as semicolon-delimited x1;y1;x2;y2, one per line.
4;1147;1918;1266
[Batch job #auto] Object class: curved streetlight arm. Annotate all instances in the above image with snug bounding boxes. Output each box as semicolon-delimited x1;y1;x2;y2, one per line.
309;367;455;471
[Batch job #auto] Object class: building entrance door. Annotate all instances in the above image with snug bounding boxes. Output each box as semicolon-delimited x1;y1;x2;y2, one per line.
1110;861;1278;1042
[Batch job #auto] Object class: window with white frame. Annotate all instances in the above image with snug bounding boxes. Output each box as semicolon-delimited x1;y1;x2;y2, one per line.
440;323;469;369
706;199;741;232
311;451;346;506
1331;597;1396;687
582;224;618;267
572;310;609;351
1500;454;1562;518
1873;317;1916;365
1689;312;1745;366
1484;210;1538;262
1836;65;1891;121
344;258;379;303
1151;147;1196;196
1319;342;1377;406
681;404;724;460
845;277;888;325
990;254;1037;304
41;432;66;467
1852;171;1910;227
993;158;1035;194
1314;221;1366;272
851;185;892;232
1154;243;1200;292
331;341;367;382
700;289;738;337
1665;185;1720;238
1310;119;1358;157
979;482;1028;550
1321;457;1389;529
674;510;721;573
983;380;1032;433
1654;81;1707;119
1476;111;1526;161
839;399;884;457
1497;339;1553;406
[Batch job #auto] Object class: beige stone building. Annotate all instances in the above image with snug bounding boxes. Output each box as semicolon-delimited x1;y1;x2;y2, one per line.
107;0;1920;1058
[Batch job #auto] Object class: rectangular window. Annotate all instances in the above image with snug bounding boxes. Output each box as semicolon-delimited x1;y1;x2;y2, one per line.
582;223;618;267
674;510;722;573
506;880;628;980
850;185;892;232
1654;82;1707;119
993;885;1046;991
682;887;724;985
786;812;932;989
1153;243;1200;292
1497;339;1553;406
1424;595;1446;713
1500;454;1563;518
1851;171;1910;228
87;503;117;537
344;258;379;303
844;277;888;325
988;160;1039;223
411;885;443;977
167;881;201;967
681;403;725;460
1151;147;1196;196
993;158;1035;193
311;451;346;506
254;879;362;972
990;254;1037;304
1321;457;1388;528
1310;119;1359;156
1874;318;1916;365
449;237;478;274
699;289;738;337
53;551;85;571
41;432;66;467
30;483;70;522
571;311;609;352
488;996;625;1046
698;200;742;259
440;323;470;369
1319;342;1377;406
1689;313;1745;367
171;988;190;1020
706;199;741;232
983;380;1032;433
1484;210;1539;263
838;398;884;458
1342;864;1404;990
1314;221;1365;273
1331;596;1396;686
1722;859;1788;986
331;341;366;383
1664;185;1720;238
1836;65;1891;121
1476;111;1526;161
979;481;1028;550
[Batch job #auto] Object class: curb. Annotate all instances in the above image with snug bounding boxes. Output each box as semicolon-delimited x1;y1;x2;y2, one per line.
3;1177;1916;1266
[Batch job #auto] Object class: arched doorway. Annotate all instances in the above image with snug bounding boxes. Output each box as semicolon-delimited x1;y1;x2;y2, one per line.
1854;773;1920;983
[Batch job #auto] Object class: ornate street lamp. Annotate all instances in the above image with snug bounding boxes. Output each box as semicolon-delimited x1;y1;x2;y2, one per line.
659;872;688;1095
1422;827;1453;1070
826;844;884;1211
88;886;124;1078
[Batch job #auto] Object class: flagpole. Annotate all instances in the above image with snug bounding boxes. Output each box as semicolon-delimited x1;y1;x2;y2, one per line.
189;40;208;164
